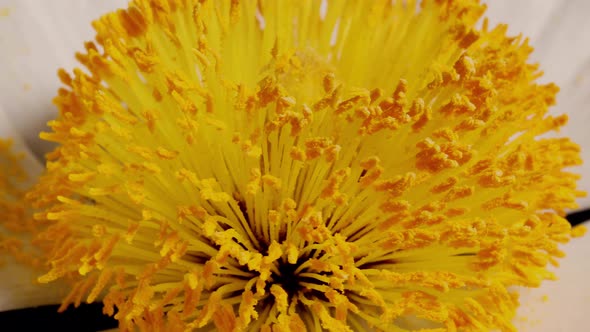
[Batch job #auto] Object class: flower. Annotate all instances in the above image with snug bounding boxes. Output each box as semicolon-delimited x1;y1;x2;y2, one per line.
0;0;589;331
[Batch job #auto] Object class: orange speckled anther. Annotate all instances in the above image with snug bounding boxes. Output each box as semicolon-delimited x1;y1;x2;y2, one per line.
26;0;585;331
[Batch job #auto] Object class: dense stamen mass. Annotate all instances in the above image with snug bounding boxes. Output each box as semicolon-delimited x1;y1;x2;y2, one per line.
22;0;586;331
0;140;29;262
0;140;41;269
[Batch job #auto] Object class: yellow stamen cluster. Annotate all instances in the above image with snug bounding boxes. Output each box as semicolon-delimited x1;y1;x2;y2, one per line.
28;0;584;331
0;140;39;268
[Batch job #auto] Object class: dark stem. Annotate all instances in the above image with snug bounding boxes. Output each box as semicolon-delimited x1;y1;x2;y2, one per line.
567;208;590;227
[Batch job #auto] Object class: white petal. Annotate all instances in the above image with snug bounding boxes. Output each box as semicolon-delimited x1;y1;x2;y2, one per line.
0;0;127;157
524;0;590;88
516;230;590;331
0;256;68;311
483;0;564;44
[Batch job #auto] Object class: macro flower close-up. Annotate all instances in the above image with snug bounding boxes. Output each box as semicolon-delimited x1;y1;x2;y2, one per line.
0;0;589;331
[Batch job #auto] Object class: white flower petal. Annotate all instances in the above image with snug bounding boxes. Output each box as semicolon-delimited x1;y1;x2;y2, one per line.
483;0;565;44
0;0;126;157
0;256;68;311
516;230;590;331
524;0;590;88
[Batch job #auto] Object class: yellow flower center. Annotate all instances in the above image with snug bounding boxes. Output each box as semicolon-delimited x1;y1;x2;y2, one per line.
25;0;584;331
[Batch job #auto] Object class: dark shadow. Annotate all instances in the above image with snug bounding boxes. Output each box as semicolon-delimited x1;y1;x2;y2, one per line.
0;302;117;332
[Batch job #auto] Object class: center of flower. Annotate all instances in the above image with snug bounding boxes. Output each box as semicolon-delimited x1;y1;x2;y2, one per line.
269;256;302;299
